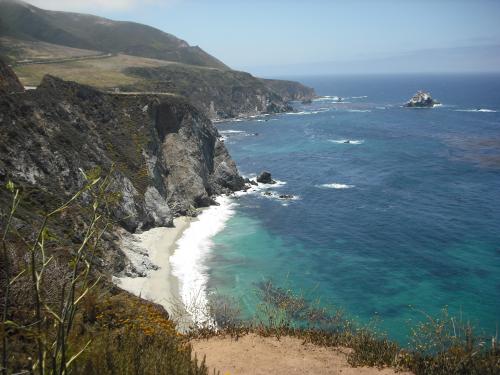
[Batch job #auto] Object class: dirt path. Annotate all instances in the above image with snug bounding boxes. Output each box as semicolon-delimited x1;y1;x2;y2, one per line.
192;334;413;375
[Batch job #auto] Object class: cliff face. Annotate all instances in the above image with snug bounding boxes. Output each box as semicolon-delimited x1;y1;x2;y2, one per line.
0;58;23;92
122;66;316;119
262;79;316;102
0;70;244;271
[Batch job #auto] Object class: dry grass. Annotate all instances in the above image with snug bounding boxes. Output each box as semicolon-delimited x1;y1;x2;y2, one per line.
1;174;498;374
189;281;500;375
0;172;209;375
0;37;101;62
12;53;175;88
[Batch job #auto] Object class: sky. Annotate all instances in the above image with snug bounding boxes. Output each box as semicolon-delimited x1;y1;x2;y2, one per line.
25;0;500;75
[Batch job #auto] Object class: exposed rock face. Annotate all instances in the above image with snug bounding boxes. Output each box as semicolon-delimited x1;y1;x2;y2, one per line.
0;67;244;271
405;91;440;108
262;79;316;102
122;66;316;120
257;171;276;184
0;59;23;93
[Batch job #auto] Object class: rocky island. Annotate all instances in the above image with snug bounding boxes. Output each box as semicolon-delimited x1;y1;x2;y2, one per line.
405;90;440;107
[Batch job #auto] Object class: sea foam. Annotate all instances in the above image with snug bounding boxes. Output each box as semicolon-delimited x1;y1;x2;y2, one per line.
455;108;497;113
329;139;364;145
170;195;237;325
317;183;355;189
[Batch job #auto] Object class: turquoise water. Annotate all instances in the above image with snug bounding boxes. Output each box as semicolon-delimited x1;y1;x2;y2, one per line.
208;75;500;343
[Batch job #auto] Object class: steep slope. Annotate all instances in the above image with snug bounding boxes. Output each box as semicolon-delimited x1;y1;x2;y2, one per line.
122;65;315;119
0;0;316;119
0;64;244;272
0;0;228;69
263;78;316;102
0;57;24;92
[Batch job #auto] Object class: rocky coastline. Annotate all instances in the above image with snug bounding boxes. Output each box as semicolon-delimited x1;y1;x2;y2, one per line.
0;58;245;277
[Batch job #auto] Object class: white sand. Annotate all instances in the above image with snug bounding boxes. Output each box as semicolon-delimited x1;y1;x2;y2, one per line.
115;217;192;316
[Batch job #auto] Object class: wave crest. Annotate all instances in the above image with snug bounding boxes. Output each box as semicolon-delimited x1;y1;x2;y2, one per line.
317;183;355;189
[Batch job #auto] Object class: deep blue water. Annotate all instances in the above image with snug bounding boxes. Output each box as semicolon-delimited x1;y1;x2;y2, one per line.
209;74;500;344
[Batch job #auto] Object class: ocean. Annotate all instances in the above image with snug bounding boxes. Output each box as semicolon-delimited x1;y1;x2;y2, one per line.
171;74;500;344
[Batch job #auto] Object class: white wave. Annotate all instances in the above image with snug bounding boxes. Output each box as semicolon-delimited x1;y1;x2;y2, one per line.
285;109;329;116
317;183;355;189
348;96;368;99
219;130;246;134
170;195;237;326
455;108;497;113
259;191;300;201
346;109;371;113
313;95;341;102
236;179;287;196
328;139;364;145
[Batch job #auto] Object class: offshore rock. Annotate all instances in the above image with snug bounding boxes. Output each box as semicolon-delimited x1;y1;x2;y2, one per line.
405;91;440;108
257;171;276;184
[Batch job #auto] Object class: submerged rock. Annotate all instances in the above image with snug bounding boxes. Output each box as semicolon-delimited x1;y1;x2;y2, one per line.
257;171;276;184
405;91;440;108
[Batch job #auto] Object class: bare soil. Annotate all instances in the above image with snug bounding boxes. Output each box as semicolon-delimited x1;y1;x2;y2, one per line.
192;334;413;375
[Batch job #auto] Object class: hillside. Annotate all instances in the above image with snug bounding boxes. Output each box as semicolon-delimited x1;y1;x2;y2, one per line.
122;65;315;118
0;0;316;119
0;57;244;245
0;0;228;69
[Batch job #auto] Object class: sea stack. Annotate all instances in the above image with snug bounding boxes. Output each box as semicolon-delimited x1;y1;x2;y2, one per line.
257;171;276;184
405;91;440;108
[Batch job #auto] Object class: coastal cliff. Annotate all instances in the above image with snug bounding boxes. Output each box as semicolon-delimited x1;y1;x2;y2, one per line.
0;60;244;274
121;65;315;119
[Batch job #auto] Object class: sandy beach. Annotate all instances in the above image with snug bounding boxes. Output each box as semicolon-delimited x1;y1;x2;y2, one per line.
115;216;192;317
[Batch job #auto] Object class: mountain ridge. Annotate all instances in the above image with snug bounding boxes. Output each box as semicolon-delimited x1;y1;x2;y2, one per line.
0;0;229;69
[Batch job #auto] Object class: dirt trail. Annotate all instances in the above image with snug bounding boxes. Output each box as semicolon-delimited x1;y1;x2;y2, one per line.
192;334;413;375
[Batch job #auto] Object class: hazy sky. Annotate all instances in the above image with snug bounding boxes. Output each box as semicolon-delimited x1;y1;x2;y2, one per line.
26;0;500;74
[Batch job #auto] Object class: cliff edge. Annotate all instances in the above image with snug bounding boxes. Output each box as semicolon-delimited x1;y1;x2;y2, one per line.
0;62;244;274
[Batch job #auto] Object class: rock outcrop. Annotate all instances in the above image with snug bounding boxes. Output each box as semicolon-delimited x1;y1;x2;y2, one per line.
0;59;24;93
262;79;316;102
0;66;244;272
121;66;315;120
257;171;276;184
405;91;440;108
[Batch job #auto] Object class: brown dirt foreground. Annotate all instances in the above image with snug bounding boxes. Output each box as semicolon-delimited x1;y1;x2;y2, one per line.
191;334;414;375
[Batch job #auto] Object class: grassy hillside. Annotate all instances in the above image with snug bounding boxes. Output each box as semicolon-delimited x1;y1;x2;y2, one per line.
11;54;315;118
0;36;103;63
0;0;228;69
13;53;175;88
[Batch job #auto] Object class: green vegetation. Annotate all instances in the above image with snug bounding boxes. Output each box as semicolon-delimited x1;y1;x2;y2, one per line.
1;174;499;374
0;173;208;375
0;0;227;69
12;54;172;88
193;281;500;375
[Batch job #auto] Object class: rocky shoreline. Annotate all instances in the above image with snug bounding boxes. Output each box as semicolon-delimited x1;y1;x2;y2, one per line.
0;58;245;278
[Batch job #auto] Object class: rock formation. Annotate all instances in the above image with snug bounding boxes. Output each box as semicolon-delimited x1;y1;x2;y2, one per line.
122;66;315;120
0;59;24;93
0;63;244;273
405;91;440;108
257;171;276;184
